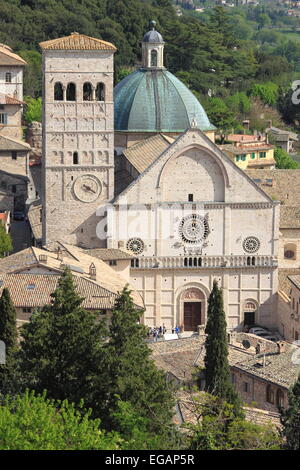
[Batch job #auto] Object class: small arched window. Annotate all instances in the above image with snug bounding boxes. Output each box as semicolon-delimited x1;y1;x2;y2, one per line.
96;82;105;101
73;152;78;165
66;83;76;101
151;49;158;67
5;72;12;83
276;389;284;408
83;82;93;101
54;82;63;101
266;385;274;404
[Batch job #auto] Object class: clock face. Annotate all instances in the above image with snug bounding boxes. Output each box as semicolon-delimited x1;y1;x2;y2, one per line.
73;175;102;203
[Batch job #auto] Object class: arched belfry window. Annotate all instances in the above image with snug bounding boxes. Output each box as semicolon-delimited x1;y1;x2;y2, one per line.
66;83;76;101
83;82;93;101
73;152;78;165
54;82;63;101
151;49;158;67
96;82;105;101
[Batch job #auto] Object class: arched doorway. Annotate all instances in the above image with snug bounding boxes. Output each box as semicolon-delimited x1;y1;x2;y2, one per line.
181;288;205;332
243;300;257;328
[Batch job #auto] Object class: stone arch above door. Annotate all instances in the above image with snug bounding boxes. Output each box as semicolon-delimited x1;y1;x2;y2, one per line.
176;283;208;332
181;287;205;301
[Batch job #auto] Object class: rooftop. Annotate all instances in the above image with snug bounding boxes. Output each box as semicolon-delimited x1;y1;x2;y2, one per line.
123;133;174;174
0;273;117;310
81;248;134;261
0;134;31;152
0;44;27;66
114;69;216;133
39;32;116;51
221;143;274;155
0;93;25;105
0;243;144;309
232;344;300;389
149;335;300;390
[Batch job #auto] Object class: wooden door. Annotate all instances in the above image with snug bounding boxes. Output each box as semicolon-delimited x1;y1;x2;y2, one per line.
184;302;202;331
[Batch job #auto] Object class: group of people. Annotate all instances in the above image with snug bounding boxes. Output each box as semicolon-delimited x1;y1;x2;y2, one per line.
147;324;182;341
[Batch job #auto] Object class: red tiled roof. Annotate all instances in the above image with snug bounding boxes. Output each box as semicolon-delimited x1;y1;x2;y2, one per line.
0;93;24;105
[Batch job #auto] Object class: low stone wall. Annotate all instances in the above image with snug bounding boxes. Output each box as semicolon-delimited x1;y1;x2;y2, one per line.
243;406;281;428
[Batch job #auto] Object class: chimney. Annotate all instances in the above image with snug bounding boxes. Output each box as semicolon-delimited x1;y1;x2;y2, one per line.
277;341;286;354
38;254;47;264
89;262;96;280
56;246;62;261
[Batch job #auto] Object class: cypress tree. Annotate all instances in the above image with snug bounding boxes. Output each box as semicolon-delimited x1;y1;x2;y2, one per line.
204;280;242;416
100;285;176;441
19;267;107;407
0;288;19;394
281;373;300;449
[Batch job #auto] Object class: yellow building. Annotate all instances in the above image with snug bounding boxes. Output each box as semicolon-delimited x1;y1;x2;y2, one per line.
220;134;275;170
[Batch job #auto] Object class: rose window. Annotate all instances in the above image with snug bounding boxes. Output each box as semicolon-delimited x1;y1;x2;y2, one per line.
179;214;209;244
126;237;144;254
243;236;260;253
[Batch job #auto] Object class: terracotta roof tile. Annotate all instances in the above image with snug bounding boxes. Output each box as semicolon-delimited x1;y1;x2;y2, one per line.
0;134;31;151
0;93;24;105
123;133;174;174
39;32;116;51
0;45;27;66
0;273;117;310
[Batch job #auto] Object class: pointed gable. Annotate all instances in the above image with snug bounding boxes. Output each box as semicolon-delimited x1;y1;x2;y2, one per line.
39;32;116;51
114;128;275;206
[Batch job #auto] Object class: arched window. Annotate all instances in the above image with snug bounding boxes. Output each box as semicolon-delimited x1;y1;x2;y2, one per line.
151;49;158;67
83;82;93;101
96;82;105;101
276;389;284;408
5;72;11;83
54;82;63;101
73;152;78;165
66;83;76;101
266;385;274;404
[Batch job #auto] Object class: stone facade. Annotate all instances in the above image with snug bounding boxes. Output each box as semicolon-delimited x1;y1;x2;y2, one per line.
231;368;288;412
110;129;280;331
41;46;115;248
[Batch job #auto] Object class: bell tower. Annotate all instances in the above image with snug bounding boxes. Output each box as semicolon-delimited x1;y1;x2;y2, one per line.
142;21;165;69
40;33;116;248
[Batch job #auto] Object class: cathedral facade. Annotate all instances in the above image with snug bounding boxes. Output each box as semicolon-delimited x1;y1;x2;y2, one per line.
40;26;280;332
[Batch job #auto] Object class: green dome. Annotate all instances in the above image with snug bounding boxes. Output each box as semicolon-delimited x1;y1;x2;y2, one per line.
114;69;216;133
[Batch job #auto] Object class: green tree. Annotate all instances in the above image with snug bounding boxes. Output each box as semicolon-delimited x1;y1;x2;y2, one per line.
0;288;18;395
17;49;42;97
281;373;300;449
0;390;121;450
204;280;242;416
274;147;299;169
19;267;107;408
0;226;12;258
23;96;42;124
203;97;237;143
250;82;279;106
101;286;176;443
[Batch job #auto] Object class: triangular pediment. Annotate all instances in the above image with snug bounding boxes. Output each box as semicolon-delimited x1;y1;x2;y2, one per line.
114;128;275;205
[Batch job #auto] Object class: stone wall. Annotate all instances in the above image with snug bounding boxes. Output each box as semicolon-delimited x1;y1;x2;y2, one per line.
232;367;288;412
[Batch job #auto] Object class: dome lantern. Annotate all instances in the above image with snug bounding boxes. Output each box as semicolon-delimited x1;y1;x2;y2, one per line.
142;21;164;69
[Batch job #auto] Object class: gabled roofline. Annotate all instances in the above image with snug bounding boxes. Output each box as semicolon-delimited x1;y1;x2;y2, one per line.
113;127;276;205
